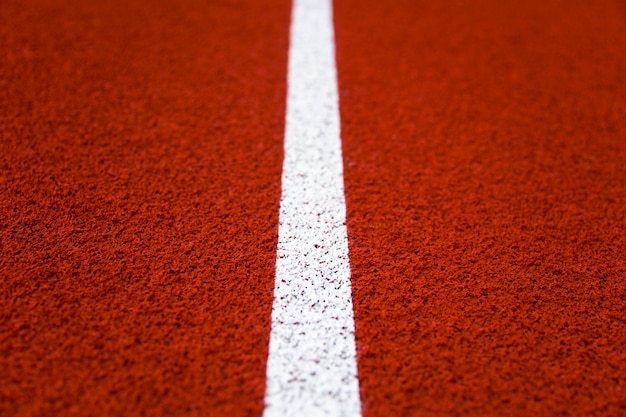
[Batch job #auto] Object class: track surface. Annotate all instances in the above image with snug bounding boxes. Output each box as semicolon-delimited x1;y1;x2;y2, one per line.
2;0;626;416
335;0;626;415
1;0;290;415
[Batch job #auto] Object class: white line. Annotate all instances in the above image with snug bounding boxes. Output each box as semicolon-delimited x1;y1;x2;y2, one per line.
263;0;362;416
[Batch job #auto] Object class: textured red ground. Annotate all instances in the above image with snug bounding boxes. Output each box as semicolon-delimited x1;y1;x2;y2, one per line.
0;0;290;415
335;0;626;415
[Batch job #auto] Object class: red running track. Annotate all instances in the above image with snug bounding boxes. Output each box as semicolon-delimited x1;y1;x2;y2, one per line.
335;0;626;415
1;0;626;416
1;0;290;415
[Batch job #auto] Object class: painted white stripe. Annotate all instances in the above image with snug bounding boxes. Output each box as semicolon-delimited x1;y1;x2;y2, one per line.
263;0;362;416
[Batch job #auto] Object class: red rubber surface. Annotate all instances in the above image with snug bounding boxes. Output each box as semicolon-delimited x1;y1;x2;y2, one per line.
3;0;626;415
335;0;626;415
1;0;289;415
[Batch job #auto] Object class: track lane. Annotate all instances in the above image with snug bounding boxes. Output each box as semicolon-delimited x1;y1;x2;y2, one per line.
335;0;626;415
1;0;290;415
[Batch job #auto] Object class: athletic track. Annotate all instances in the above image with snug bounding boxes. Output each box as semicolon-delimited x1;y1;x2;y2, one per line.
1;0;625;416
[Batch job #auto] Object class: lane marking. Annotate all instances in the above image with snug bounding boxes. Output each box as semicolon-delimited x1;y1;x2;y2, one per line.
263;0;362;416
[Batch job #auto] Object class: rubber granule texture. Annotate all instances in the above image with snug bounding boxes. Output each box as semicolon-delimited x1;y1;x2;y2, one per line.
335;0;626;416
0;0;290;415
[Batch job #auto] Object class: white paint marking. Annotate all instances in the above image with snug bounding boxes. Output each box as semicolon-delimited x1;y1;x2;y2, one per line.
263;0;362;416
